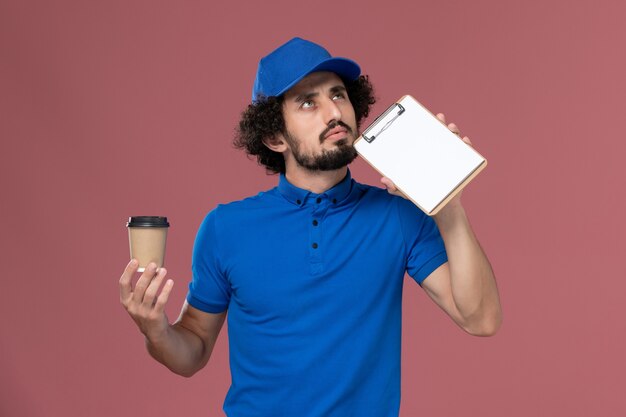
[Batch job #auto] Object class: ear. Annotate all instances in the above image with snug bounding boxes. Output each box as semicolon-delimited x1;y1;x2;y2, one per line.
262;134;289;153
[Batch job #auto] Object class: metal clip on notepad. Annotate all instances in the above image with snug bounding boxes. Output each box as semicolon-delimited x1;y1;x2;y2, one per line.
362;103;405;143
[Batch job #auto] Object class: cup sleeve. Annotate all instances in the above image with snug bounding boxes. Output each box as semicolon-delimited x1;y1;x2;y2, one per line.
395;197;448;285
187;209;231;313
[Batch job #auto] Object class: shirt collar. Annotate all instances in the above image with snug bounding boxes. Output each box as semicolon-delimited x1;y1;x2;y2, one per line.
278;169;354;207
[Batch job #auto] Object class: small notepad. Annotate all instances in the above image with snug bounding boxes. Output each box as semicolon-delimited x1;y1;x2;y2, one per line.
354;95;487;216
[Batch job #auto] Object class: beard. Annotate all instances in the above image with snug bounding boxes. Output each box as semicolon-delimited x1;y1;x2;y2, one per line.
283;121;359;172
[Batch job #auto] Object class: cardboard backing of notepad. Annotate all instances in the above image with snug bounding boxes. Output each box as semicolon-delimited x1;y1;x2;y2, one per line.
354;95;487;216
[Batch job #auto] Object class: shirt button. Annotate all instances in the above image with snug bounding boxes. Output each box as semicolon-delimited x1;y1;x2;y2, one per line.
312;243;318;249
316;197;322;204
312;219;318;226
332;198;337;204
296;199;301;205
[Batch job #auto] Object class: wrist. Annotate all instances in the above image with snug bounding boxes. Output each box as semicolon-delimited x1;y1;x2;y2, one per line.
433;203;470;240
434;201;464;221
143;321;171;346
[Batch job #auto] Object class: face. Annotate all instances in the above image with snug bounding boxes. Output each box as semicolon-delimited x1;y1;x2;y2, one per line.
279;71;358;171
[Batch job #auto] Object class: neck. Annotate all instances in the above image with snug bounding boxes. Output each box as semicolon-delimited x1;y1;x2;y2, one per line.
284;164;348;194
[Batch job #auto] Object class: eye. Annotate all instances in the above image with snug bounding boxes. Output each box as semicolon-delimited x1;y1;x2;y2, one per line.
301;100;315;109
332;92;346;100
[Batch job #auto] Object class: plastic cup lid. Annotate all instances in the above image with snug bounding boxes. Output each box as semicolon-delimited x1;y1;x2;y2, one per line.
126;216;170;227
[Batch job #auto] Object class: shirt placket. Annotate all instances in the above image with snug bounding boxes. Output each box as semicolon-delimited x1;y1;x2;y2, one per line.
309;195;329;275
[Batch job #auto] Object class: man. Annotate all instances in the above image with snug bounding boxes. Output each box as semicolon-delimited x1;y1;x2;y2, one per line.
119;37;502;416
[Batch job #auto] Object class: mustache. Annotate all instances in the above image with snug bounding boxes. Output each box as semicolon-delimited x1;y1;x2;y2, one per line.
319;121;354;143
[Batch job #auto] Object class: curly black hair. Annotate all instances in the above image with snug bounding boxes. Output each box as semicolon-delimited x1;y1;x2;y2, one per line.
234;75;376;174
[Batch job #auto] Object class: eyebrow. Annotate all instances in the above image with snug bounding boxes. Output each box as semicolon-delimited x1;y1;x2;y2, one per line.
330;85;347;95
293;85;347;103
294;91;318;103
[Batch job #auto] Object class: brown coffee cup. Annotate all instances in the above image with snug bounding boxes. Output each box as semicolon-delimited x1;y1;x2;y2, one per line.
126;216;170;272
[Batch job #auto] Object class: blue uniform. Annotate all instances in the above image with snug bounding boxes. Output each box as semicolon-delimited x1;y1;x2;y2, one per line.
187;170;448;417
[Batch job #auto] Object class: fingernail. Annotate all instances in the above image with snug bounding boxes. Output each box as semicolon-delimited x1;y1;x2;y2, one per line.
129;259;137;267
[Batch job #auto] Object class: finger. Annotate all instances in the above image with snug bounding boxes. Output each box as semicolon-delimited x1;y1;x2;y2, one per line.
462;136;472;145
381;177;408;199
132;263;158;304
448;123;461;135
154;279;174;313
142;267;167;307
119;259;138;304
380;177;397;192
436;113;446;123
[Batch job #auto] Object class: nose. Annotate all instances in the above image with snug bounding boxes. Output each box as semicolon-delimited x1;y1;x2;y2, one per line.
321;97;342;125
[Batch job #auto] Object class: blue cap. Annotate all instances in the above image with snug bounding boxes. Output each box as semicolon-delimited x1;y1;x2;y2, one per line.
252;37;361;102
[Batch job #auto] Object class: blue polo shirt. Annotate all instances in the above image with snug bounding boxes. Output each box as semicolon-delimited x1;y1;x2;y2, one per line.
187;170;448;417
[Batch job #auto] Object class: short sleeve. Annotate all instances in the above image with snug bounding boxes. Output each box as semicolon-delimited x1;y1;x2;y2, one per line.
395;197;448;285
186;208;231;313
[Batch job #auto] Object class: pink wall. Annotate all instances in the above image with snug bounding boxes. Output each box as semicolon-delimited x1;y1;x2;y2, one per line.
2;0;625;415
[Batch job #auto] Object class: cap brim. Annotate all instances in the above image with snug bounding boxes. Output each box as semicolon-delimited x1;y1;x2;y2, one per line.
275;57;361;97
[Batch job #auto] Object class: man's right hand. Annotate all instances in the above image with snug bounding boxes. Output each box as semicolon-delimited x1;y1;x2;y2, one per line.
119;259;174;341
